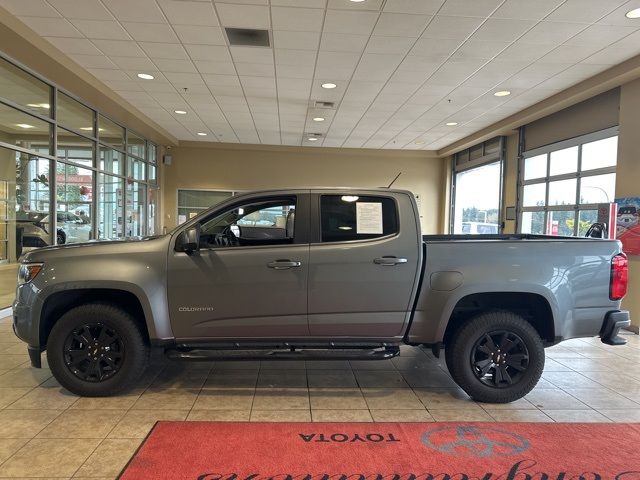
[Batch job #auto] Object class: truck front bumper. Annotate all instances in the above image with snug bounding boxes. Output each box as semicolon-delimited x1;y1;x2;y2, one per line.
600;310;631;346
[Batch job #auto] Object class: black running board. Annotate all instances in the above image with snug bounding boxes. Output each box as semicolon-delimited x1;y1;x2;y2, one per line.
165;346;400;362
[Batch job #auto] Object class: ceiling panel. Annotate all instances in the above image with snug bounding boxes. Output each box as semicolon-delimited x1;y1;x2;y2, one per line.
3;0;640;149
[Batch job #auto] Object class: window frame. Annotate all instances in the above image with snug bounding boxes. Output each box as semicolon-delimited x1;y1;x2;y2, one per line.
450;137;506;235
182;194;308;251
518;126;618;236
0;51;160;247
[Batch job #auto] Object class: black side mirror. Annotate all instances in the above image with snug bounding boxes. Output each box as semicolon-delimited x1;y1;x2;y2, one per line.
177;225;201;253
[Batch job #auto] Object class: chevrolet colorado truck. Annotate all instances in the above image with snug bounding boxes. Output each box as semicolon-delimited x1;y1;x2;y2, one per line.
12;188;631;403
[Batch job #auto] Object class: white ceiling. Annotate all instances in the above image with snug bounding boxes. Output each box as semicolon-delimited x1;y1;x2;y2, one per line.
2;0;640;150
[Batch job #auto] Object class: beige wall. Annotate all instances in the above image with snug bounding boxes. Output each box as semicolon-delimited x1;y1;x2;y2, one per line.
617;78;640;332
524;89;620;151
162;143;446;234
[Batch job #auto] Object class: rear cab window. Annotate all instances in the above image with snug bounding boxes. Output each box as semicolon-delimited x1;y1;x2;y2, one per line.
320;194;398;242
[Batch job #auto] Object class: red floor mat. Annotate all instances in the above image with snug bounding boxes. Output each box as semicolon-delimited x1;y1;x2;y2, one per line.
119;422;640;480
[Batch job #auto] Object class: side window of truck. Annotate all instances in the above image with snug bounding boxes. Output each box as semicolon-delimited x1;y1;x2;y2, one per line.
198;197;296;248
320;195;398;242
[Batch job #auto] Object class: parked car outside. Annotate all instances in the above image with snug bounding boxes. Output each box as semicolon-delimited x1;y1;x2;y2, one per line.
41;211;92;244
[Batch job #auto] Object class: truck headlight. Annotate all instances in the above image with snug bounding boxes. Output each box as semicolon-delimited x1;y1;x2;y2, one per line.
18;263;44;285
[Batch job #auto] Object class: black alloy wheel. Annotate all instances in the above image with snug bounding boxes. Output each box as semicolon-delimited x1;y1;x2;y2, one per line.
470;330;530;388
445;310;544;403
63;323;125;382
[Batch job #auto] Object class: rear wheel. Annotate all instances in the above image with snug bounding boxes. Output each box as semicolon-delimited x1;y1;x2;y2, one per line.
47;303;148;396
445;310;544;403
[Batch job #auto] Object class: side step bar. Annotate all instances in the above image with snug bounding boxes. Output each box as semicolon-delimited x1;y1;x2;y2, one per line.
165;346;400;362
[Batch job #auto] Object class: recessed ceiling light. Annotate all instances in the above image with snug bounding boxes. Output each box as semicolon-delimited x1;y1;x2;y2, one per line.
350;0;366;2
415;140;425;145
308;137;318;141
446;122;458;126
174;110;187;114
197;132;207;136
625;8;640;18
494;90;511;97
27;103;50;109
16;124;35;129
313;117;325;122
137;73;154;80
321;83;337;89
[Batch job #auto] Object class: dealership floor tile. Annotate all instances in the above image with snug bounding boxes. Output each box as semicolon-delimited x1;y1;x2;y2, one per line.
0;313;639;478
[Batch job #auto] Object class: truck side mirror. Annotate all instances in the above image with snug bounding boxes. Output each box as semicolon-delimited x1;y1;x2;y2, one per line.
177;225;200;253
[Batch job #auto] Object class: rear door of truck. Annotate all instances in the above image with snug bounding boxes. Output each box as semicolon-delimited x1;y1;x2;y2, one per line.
307;190;423;337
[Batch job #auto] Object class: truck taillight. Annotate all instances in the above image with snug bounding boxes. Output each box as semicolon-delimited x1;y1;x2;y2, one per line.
610;253;628;301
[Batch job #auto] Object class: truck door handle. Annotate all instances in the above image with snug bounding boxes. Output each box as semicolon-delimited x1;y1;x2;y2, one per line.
267;260;302;270
374;256;408;266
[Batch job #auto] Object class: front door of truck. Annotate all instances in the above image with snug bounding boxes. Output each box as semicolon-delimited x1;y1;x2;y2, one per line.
308;191;422;337
168;193;310;339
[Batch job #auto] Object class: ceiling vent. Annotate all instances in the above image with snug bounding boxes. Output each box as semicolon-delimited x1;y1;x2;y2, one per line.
313;100;335;109
225;28;271;47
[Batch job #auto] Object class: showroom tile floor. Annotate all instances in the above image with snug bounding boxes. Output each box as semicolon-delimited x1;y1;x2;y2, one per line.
0;313;639;479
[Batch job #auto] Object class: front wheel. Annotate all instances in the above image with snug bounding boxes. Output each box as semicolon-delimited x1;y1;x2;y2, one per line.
47;303;149;396
445;311;544;403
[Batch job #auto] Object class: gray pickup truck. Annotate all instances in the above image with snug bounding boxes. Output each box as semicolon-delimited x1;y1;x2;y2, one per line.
12;188;630;403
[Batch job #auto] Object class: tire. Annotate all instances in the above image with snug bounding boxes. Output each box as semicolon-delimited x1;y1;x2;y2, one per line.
47;303;149;396
445;310;544;404
56;230;66;245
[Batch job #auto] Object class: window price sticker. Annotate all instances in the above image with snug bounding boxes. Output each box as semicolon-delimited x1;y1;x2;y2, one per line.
356;202;383;234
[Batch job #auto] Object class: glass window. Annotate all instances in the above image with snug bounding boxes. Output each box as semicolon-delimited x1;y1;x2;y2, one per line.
548;178;576;206
520;211;545;235
57;128;94;168
453;162;502;234
57;92;94;133
549;146;578;176
546;210;575;236
198;197;296;248
127;155;145;181
321;195;398;242
127;131;145;158
148;143;157;164
125;181;146;237
97;173;123;240
580;173;616;204
523;183;546;207
0;102;51;151
177;189;234;224
524;154;547;180
98;114;124;150
578;210;598;236
0;57;51;116
99;146;123;176
148;143;157;185
14;150;52;255
453;161;502;234
581;136;617;171
520;132;618;237
54;162;93;244
148;187;159;236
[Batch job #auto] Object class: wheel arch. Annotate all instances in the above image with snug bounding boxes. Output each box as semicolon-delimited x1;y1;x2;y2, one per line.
39;287;153;348
442;291;556;346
